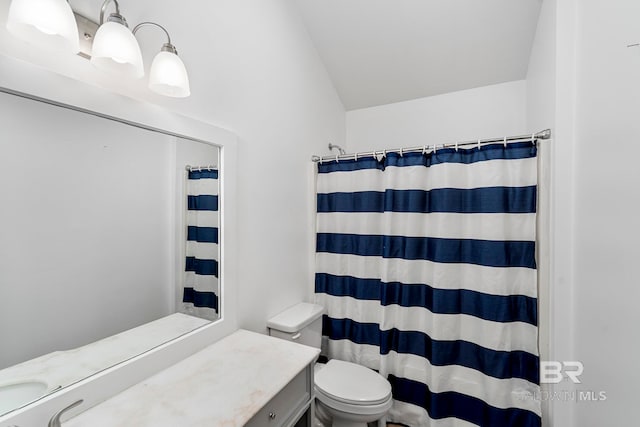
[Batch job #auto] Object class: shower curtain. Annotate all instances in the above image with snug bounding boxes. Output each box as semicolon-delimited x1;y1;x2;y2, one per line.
315;142;541;427
181;168;219;321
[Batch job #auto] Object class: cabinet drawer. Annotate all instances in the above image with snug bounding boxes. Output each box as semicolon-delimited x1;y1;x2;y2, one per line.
245;366;311;427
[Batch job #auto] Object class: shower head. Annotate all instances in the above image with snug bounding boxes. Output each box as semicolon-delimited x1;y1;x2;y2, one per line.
328;143;346;155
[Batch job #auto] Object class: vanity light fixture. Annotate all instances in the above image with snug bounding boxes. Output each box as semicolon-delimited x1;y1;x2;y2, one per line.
6;0;79;54
133;22;191;98
4;0;191;98
90;0;144;79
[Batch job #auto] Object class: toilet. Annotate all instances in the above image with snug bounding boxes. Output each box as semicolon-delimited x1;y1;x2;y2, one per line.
267;302;392;427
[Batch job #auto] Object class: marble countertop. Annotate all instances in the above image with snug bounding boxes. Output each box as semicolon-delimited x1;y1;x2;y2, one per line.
66;329;320;427
0;313;209;398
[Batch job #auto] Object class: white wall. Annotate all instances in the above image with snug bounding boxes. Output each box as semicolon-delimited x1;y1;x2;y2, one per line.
528;0;640;425
571;0;640;424
525;1;557;425
526;2;557;134
346;80;527;151
0;0;345;336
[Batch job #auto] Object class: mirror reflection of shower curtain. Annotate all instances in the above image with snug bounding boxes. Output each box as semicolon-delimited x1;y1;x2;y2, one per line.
181;168;219;321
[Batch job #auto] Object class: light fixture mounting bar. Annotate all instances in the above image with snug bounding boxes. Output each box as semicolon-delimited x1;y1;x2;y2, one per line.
73;12;99;59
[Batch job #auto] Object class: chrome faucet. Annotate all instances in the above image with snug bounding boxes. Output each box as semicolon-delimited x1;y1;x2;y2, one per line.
48;399;83;427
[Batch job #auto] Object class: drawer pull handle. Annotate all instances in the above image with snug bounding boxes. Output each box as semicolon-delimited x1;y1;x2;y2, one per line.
268;411;277;420
291;333;301;340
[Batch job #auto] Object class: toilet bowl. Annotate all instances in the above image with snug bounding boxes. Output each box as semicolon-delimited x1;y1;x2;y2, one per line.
314;360;392;427
267;303;392;427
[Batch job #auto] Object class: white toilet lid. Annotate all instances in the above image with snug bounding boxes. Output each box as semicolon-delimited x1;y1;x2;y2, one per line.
315;359;392;406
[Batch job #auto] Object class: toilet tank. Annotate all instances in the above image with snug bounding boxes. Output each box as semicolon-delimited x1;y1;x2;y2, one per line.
267;302;324;349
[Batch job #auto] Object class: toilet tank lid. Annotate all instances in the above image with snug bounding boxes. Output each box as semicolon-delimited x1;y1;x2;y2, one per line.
267;302;325;333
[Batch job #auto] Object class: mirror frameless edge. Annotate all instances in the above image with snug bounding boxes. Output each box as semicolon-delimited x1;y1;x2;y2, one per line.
0;88;221;417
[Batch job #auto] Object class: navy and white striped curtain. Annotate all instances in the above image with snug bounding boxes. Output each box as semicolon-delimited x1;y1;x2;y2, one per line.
182;169;219;321
315;142;541;427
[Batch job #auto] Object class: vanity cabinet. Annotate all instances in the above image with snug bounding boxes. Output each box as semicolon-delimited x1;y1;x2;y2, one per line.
64;329;319;427
246;366;313;427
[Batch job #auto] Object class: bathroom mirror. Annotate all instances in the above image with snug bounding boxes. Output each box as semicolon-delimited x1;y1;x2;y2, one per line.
0;89;222;416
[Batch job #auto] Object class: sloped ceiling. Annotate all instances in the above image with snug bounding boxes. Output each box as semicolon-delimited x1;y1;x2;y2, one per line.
293;0;542;110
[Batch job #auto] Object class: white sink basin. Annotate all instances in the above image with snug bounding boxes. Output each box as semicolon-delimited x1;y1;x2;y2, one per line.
0;381;48;414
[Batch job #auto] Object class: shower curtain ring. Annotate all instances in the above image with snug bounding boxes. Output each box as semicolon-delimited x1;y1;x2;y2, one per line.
354;152;358;161
504;136;508;148
477;139;481;150
455;143;459;152
422;145;427;155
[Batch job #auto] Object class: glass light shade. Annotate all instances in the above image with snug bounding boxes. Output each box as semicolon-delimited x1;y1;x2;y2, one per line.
90;21;144;79
148;51;191;98
6;0;79;54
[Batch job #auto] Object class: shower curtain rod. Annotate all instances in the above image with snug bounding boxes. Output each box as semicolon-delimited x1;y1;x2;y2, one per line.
185;164;217;171
311;129;551;163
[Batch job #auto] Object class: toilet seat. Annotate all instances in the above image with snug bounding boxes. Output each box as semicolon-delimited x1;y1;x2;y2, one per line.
314;359;392;407
315;386;393;417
